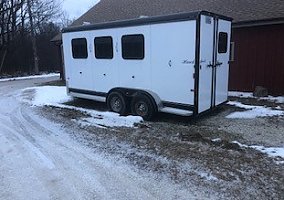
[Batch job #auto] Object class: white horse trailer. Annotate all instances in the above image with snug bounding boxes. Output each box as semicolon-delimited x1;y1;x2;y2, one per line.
62;11;232;120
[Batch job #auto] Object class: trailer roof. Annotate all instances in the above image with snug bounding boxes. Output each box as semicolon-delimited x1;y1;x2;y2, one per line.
62;10;232;33
72;0;284;27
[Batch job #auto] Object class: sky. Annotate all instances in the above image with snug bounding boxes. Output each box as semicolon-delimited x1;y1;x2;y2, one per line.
62;0;100;19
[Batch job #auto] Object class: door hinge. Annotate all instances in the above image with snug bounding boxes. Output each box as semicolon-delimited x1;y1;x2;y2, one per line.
115;42;118;53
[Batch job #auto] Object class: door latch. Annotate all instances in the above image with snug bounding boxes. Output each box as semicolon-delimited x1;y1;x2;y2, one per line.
207;62;214;68
216;61;223;67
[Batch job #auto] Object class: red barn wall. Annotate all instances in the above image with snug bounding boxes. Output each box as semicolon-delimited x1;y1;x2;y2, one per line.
229;24;284;95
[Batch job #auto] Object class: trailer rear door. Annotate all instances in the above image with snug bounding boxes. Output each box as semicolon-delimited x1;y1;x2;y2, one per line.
198;15;214;113
198;15;231;113
215;19;231;106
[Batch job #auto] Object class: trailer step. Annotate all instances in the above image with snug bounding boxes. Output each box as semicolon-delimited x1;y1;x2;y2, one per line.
160;107;193;116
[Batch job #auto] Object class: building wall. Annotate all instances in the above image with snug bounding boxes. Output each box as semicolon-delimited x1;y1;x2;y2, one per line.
229;24;284;95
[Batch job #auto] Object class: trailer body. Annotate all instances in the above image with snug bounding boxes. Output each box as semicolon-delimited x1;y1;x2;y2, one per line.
62;11;232;118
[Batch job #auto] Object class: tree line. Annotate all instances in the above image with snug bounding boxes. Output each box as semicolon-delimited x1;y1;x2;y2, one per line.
0;0;69;76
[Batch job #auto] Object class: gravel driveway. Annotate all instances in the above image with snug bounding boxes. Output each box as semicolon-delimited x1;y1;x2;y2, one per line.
39;83;284;200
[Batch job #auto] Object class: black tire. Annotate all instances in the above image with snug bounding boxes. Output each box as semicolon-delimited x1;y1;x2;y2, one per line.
107;91;127;115
131;94;156;120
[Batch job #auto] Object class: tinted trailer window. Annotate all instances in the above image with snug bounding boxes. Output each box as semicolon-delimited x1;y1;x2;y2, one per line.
94;36;113;59
72;38;88;59
122;34;144;60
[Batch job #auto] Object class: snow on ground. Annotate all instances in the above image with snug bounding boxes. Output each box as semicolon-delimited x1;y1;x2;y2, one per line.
261;96;284;104
0;88;196;199
21;86;143;128
74;115;142;129
229;91;284;104
228;91;254;98
24;86;72;106
210;138;284;163
0;73;60;82
232;141;284;160
226;101;284;119
197;172;218;182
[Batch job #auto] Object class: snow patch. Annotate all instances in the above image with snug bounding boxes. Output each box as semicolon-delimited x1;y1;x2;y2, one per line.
229;91;284;104
261;96;284;104
198;172;218;181
211;138;222;142
227;101;256;110
0;73;60;82
21;86;143;128
232;141;284;160
226;101;284;119
75;114;142;128
228;91;253;98
251;146;284;159
24;86;72;106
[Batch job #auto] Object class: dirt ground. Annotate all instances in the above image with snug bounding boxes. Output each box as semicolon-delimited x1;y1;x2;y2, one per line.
39;82;284;199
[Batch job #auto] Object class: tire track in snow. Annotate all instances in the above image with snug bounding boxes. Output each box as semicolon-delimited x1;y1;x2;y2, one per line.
14;106;159;200
0;119;56;170
4;105;143;199
15;107;190;200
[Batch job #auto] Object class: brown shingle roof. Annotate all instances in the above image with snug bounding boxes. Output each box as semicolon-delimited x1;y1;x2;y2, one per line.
52;0;284;42
72;0;284;26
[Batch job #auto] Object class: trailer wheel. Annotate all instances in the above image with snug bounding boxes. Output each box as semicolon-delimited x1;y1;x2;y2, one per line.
107;91;127;115
131;94;156;120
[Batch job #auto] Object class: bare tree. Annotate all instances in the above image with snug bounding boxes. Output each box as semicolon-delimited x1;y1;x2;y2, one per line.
26;0;62;74
0;0;24;73
0;0;64;75
58;10;74;29
27;0;39;74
